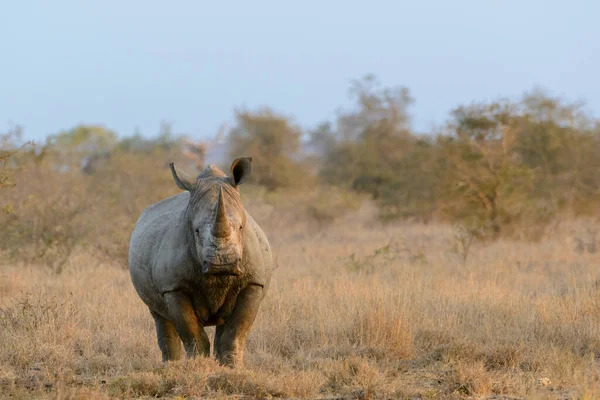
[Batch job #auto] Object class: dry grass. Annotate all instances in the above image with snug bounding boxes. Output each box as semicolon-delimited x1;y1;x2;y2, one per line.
1;213;600;399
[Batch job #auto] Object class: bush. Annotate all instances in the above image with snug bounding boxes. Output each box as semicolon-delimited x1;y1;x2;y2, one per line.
227;109;314;191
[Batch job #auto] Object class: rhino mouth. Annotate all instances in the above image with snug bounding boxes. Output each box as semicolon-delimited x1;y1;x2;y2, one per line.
202;261;242;276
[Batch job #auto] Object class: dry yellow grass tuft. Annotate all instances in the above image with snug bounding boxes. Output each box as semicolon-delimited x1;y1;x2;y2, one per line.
1;217;599;399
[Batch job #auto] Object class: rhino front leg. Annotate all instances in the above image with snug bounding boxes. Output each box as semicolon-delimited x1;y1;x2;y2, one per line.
214;325;224;360
151;310;183;362
217;284;263;368
164;291;210;358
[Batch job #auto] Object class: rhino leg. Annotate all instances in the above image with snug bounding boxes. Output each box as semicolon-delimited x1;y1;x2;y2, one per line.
216;284;263;368
164;291;210;358
214;325;224;360
151;310;182;362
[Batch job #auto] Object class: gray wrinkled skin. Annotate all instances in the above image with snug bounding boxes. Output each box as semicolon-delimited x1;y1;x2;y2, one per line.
128;158;273;367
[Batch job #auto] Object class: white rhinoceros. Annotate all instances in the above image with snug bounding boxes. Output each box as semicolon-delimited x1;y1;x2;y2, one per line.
128;157;273;367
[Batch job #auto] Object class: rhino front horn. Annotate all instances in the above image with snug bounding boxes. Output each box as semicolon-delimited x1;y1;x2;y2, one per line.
212;187;231;238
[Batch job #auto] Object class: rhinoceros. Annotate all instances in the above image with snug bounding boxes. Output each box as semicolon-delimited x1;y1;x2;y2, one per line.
128;157;273;367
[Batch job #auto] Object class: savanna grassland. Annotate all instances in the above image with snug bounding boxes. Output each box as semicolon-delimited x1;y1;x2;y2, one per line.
1;204;600;399
2;78;600;399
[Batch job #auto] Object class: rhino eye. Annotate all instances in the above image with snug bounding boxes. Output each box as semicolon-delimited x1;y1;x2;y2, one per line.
195;228;200;235
239;225;243;231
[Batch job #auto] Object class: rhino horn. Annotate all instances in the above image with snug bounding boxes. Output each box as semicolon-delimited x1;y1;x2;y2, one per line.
211;186;231;238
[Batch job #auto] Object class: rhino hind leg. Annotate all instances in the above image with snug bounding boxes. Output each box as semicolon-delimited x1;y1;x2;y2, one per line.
163;291;211;358
151;310;183;362
216;284;264;368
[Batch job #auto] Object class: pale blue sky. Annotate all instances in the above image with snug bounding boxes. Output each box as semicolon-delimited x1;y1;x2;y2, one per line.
1;0;598;142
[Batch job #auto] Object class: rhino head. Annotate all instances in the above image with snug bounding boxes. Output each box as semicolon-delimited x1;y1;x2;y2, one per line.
169;157;252;277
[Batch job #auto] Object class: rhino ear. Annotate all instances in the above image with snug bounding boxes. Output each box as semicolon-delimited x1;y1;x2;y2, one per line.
230;157;252;186
169;163;196;192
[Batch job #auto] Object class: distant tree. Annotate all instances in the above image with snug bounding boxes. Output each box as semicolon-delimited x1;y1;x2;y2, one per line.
49;124;117;153
318;75;441;220
117;124;181;155
438;90;600;238
0;135;17;190
227;108;311;191
337;74;414;141
117;130;154;153
515;89;600;215
320;75;414;188
154;120;181;153
306;122;337;170
439;100;534;236
44;124;118;173
1;124;30;214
